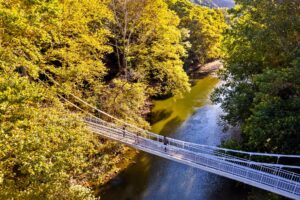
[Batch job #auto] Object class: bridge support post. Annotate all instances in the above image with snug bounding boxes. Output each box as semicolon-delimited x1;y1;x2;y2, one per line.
259;165;264;183
293;182;298;195
248;154;252;165
275;167;282;189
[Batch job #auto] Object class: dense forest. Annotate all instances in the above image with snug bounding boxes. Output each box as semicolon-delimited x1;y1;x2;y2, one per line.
0;0;225;198
212;0;300;155
0;0;299;199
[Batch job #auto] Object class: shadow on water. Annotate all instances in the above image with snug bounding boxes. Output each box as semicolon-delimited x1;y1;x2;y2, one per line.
157;117;183;136
150;110;173;125
101;117;184;200
101;76;250;200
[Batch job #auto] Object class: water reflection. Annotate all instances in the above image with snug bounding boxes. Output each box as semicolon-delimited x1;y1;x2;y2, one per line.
102;76;245;200
151;76;219;134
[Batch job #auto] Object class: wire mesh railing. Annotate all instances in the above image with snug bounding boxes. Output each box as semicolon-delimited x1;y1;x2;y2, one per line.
85;117;300;199
38;70;300;198
85;119;300;198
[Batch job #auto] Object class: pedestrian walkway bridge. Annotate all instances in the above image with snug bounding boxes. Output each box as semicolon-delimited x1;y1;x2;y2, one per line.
84;115;300;199
46;76;300;199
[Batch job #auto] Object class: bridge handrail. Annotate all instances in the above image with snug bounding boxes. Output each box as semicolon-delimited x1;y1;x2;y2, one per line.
41;72;300;198
45;73;300;183
84;116;300;168
80;101;300;159
85;116;300;170
86;118;300;170
85;118;300;181
48;71;300;160
86;120;300;188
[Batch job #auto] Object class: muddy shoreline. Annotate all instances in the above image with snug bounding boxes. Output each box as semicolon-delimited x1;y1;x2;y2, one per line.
188;60;223;79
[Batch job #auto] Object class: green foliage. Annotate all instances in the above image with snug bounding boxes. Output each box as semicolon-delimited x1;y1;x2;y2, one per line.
108;0;190;98
183;6;227;65
68;185;97;200
42;0;112;99
0;0;121;198
167;0;227;67
100;79;150;128
0;0;112;98
244;65;300;153
0;73;95;199
213;0;300;153
0;0;229;198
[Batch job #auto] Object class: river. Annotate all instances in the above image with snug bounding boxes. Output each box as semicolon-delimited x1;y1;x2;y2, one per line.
102;76;247;200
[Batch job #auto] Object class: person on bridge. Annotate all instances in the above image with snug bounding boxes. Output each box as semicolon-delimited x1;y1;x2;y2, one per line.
122;125;126;137
163;136;168;152
163;136;168;145
136;132;140;143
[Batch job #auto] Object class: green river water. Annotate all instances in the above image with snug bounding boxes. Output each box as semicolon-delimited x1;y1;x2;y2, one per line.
102;76;263;200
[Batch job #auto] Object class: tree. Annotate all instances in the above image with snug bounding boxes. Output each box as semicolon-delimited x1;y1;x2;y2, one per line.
212;0;300;154
108;0;190;98
0;0;129;198
0;0;112;101
42;0;113;101
100;79;150;128
166;0;227;68
0;72;96;199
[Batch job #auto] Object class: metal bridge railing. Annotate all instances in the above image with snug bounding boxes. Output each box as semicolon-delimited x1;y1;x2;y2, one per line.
40;67;300;198
85;117;300;199
85;116;300;171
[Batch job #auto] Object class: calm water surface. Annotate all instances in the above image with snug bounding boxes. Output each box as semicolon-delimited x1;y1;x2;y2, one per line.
102;76;247;200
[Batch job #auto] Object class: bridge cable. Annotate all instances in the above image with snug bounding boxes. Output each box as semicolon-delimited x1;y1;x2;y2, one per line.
37;69;300;161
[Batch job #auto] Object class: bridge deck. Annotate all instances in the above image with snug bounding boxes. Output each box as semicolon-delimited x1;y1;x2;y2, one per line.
86;119;300;199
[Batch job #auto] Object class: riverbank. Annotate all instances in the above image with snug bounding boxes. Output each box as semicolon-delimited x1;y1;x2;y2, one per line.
95;66;223;197
97;73;267;200
188;60;223;79
100;75;244;200
94;146;138;195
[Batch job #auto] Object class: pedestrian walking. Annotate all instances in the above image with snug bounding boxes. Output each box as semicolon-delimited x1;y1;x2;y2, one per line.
136;132;140;143
163;136;168;152
122;125;126;137
163;136;168;145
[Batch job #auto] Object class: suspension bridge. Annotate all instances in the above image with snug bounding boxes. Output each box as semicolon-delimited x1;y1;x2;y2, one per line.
59;91;300;199
39;73;300;199
85;116;300;199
